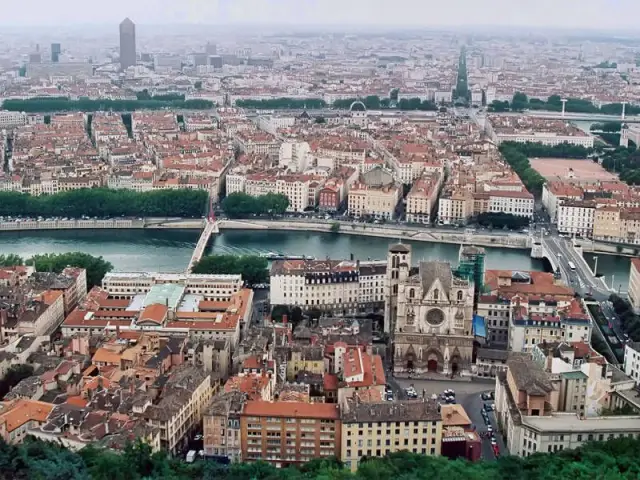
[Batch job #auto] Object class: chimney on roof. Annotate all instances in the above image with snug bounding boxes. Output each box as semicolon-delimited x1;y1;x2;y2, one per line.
282;314;287;324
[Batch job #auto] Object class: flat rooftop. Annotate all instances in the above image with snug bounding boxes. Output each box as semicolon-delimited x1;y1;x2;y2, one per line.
523;413;640;433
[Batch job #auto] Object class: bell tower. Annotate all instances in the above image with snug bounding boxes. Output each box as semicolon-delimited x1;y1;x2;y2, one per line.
384;243;412;333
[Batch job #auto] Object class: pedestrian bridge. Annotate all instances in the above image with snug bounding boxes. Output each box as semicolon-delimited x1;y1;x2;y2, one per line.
186;220;219;273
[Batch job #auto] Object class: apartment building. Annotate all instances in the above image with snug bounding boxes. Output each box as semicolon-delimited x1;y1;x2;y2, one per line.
348;182;401;220
234;131;281;157
437;189;473;225
488;190;534;219
478;270;568;346
557;200;596;237
270;259;387;314
485;116;594;148
203;391;246;462
340;399;442;472
629;259;640;314
0;111;28;129
542;182;583;222
496;354;640;457
406;172;442;224
240;401;341;467
101;272;243;300
0;399;54;444
142;366;214;454
623;342;640;385
508;297;592;352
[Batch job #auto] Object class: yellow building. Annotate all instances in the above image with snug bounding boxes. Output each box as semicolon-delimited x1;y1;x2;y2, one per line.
593;207;622;242
348;182;401;220
340;399;442;472
286;346;325;381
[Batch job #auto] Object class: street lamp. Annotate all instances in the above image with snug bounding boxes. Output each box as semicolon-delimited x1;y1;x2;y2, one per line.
593;256;598;276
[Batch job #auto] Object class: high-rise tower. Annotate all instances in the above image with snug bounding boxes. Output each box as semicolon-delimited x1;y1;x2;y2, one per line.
51;43;61;63
119;18;136;70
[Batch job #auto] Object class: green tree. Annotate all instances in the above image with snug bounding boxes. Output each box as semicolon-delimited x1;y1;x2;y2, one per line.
192;255;268;285
221;192;289;218
330;222;341;233
2;97;214;112
0;254;25;267
0;188;208;218
511;92;529;111
235;98;326;109
27;252;113;288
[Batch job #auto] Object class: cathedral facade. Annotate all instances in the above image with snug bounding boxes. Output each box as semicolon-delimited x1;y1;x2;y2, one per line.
385;244;475;376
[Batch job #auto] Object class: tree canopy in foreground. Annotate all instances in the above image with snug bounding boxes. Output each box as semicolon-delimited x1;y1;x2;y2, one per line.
1;435;640;480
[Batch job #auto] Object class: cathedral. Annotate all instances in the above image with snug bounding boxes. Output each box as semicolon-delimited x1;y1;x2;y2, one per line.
385;243;476;376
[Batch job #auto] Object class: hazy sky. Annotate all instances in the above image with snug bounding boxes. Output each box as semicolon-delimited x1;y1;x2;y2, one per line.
2;0;639;30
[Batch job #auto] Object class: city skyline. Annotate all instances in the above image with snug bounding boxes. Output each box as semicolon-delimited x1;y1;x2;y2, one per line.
1;0;640;31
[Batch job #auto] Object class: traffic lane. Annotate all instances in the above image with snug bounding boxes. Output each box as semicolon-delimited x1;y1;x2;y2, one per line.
461;391;506;460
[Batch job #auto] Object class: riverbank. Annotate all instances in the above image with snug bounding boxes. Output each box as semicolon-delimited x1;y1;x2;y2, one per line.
217;219;531;250
0;218;205;231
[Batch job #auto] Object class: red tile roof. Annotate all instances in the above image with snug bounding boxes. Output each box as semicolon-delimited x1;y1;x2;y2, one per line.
242;400;339;420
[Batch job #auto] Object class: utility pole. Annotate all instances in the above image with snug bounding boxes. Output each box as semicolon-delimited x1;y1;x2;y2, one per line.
593;256;598;276
561;98;568;118
621;101;628;120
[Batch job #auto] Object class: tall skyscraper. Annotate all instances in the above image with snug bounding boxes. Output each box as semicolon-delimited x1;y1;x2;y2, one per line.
51;43;61;63
119;18;136;70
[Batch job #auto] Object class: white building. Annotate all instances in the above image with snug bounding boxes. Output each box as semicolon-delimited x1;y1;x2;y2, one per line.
542;182;584;222
629;259;640;314
489;191;534;218
102;272;243;300
557;201;596;237
279;142;311;173
269;259;387;314
0;111;27;129
623;342;640;385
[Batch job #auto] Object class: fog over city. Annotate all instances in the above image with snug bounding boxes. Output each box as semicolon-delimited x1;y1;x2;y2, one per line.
1;0;640;31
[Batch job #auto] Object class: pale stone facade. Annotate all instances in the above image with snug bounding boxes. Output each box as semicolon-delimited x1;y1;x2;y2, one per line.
386;244;475;376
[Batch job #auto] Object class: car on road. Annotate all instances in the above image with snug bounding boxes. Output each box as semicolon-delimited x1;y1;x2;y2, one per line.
481;392;491;401
492;444;500;457
483;404;493;412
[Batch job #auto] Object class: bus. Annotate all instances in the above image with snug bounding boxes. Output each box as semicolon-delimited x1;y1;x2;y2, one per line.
567;261;576;271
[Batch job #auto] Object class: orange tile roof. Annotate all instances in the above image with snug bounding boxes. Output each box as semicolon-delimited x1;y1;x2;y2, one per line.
38;289;63;306
66;396;89;408
345;352;385;388
92;348;122;365
243;400;339;420
224;374;269;401
323;373;339;391
140;304;168;324
441;404;472;427
0;399;54;433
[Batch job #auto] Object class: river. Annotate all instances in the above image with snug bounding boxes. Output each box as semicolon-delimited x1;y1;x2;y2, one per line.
0;229;632;289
